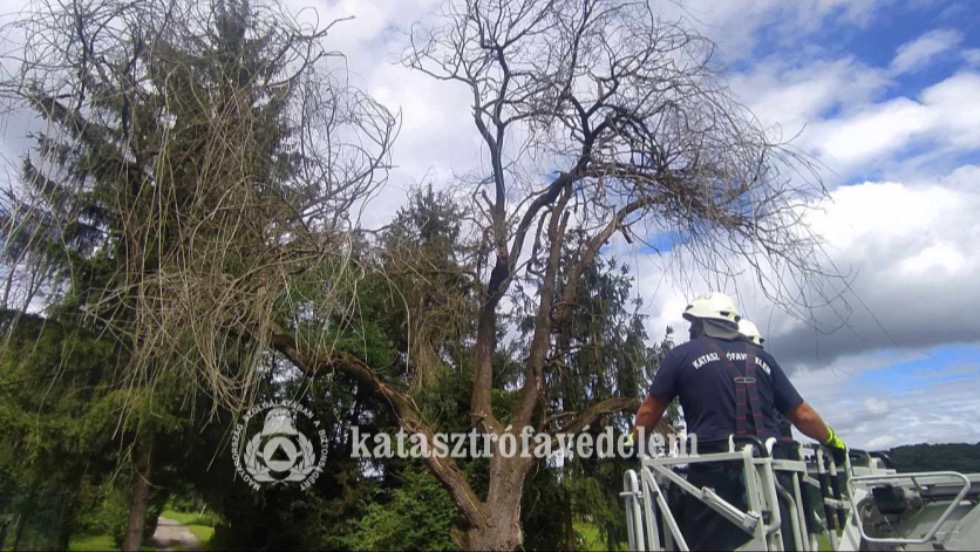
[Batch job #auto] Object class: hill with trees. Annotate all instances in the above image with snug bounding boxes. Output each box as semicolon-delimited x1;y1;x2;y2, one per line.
887;443;980;474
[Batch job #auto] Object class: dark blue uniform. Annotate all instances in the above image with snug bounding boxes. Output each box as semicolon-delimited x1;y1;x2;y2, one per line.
647;336;805;551
648;336;803;441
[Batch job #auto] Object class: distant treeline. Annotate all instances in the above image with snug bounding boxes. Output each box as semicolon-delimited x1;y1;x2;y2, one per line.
885;443;980;473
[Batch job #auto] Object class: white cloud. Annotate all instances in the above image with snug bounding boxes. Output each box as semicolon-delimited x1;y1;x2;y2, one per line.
301;0;900;229
867;435;898;449
729;57;887;139
729;44;980;179
918;72;980;149
783;349;980;449
965;49;980;67
933;163;980;191
804;72;980;170
864;396;890;416
246;0;479;228
890;28;962;75
659;0;879;60
774;178;980;361
310;0;895;227
811;97;929;165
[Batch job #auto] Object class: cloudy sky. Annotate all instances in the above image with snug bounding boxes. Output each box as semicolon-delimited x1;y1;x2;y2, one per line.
2;0;979;450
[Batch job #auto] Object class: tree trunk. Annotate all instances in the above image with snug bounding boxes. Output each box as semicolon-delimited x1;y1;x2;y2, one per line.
461;497;523;551
57;495;74;551
460;456;528;551
121;443;152;552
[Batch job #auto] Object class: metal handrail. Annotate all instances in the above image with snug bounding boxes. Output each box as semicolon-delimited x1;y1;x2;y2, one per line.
621;470;643;551
847;471;971;545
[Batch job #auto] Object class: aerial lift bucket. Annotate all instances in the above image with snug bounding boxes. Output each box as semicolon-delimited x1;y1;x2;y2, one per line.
622;438;980;551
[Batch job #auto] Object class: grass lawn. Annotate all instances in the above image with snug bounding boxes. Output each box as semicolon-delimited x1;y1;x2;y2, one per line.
574;522;603;551
67;533;190;551
186;524;214;547
573;521;629;551
68;534;117;551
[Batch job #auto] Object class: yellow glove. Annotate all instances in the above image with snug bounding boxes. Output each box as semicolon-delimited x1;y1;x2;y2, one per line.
823;426;846;451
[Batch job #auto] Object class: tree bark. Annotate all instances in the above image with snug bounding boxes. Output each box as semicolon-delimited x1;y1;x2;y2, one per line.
121;443;152;552
460;456;528;551
462;508;522;551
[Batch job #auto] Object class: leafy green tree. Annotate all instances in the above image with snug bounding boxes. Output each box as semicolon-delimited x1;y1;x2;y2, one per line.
342;467;457;551
0;312;123;548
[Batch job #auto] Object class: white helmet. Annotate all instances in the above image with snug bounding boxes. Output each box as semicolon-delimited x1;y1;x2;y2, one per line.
682;292;740;329
738;319;764;346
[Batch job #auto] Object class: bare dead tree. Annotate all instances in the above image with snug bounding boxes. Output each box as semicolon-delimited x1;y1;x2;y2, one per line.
396;0;845;549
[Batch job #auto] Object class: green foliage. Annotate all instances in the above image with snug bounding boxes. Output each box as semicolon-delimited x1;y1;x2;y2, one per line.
0;469;72;551
520;463;575;550
0;313;130;549
1;0;386;546
0;20;702;543
516;237;676;550
375;185;480;392
0;313;121;468
573;522;626;552
76;482;130;544
340;468;457;552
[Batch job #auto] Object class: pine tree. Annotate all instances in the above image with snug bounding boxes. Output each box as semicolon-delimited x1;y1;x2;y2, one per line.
0;0;394;548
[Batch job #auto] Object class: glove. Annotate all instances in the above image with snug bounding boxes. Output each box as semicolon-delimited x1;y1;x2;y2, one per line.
823;426;847;451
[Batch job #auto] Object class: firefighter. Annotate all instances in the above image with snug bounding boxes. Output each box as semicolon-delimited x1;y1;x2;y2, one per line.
738;318;764;347
632;293;846;551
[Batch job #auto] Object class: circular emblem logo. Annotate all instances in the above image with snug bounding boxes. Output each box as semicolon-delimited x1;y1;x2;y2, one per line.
232;401;327;490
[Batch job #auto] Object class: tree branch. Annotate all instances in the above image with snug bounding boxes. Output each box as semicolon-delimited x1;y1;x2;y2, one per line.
268;329;487;528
